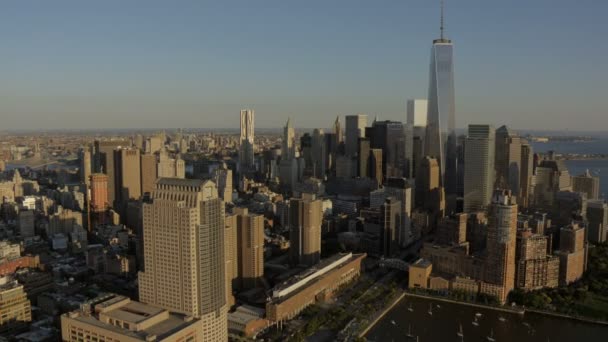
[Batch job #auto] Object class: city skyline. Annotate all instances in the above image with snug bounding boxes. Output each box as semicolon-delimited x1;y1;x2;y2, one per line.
1;0;606;131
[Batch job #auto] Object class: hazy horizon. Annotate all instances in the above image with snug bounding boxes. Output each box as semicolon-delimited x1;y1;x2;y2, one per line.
1;0;606;130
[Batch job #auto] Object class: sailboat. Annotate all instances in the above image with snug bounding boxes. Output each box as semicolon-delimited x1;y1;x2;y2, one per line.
486;328;496;341
406;324;414;338
427;303;433;315
408;303;414;312
457;323;464;338
472;316;479;327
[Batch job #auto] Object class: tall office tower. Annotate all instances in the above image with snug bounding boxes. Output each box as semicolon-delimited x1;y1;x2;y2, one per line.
425;2;457;198
234;208;264;290
140;153;157;195
80;147;91;187
415;156;444;213
139;179;227;341
300;133;313;175
113;148;142;209
366;120;406;178
282;118;296;161
554;191;587;226
289;193;322;267
239;109;255;171
407;99;428;126
534;160;572;209
485;190;518;303
358;138;370;178
94;140;128;206
134;134;144;150
0;276;31;335
436;212;467;246
380;197;401;257
519;141;534;208
224;213;237;306
464;125;495;212
157;149;185;179
345;114;368;157
556;223;586;286
572;170;600;200
89;174;109;213
17;210;35;238
515;230;559;290
385;178;413;246
213;162;233;203
587;200;608;243
369;149;383;185
403;123;415;178
145;135;163;154
311;129;327;179
334;116;343;145
279;118;298;190
494;126;522;194
411;126;426;178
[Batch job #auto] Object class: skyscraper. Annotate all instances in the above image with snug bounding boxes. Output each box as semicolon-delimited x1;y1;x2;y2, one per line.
494;125;522;194
425;2;457;197
234;208;264;290
358;138;370;178
587;200;608;243
89;174;109;213
213;162;233;203
94;140;128;206
139;179;227;341
464;125;495;212
407;99;428;127
157;148;185;179
367;120;406;178
140;153;158;195
572;170;600;200
485;190;518;303
311;129;327;179
239;109;255;171
289;193;322;267
80;147;91;187
519;141;534;208
113;147;142;211
345;114;368;157
279;118;298;190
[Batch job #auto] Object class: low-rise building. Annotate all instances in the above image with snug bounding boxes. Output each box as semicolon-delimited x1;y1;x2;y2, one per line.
0;275;32;335
60;294;203;342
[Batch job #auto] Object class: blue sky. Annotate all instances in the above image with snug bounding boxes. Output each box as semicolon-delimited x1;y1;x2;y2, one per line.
1;0;606;130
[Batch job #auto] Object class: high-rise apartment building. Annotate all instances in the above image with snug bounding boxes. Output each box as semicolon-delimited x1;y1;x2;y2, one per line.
0;276;31;335
140;153;157;195
289;193;322;267
464;125;495;212
345;114;367;157
534;159;572;209
587;200;608;243
114;147;142;210
224;214;237;307
515;230;559;290
385;178;413;247
425;3;457;197
214;162;233;203
80;147;91;187
485;190;518;303
519;141;534;208
407;99;428;127
311;129;327;179
139;179;227;341
239;109;255;171
234;208;264;290
436;213;467;246
572;170;600;200
556;222;587;286
94;140;128;206
89;173;109;213
495;126;522;195
157;149;185;179
380;198;401;257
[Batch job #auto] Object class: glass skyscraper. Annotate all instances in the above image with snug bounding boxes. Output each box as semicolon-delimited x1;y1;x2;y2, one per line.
425;12;457;197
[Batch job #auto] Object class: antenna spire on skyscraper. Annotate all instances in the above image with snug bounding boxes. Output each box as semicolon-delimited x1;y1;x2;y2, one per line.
440;0;445;40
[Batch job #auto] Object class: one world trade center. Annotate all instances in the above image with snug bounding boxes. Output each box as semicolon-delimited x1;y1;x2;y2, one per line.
425;1;457;199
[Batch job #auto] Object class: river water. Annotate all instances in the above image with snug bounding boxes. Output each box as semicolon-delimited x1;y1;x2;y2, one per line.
365;295;608;342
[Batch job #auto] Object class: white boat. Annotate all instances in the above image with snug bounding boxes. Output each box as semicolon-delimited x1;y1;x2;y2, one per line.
391;320;396;325
498;316;506;322
486;328;495;341
436;304;441;308
408;303;414;312
472;316;479;327
475;312;483;317
427;303;433;315
457;323;464;337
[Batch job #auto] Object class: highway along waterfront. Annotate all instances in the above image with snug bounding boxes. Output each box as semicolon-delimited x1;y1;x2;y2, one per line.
365;294;608;342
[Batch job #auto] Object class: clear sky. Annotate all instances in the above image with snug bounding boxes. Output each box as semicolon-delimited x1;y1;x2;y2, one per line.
1;0;606;131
